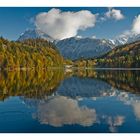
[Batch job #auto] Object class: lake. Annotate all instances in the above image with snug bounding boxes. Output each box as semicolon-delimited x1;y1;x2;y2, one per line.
0;68;140;133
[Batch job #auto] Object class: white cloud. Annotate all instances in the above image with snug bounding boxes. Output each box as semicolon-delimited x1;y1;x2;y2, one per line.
105;8;124;21
132;15;140;34
35;8;97;40
114;116;125;126
133;102;140;120
99;17;106;22
107;116;125;132
34;96;97;127
116;14;140;39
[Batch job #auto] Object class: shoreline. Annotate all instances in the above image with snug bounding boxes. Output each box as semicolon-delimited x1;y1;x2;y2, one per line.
71;67;140;70
1;66;140;71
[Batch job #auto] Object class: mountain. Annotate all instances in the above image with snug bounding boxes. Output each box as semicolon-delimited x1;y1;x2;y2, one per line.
18;29;140;60
18;30;116;60
18;30;115;60
18;29;54;42
55;37;115;60
113;33;140;46
57;76;115;98
56;33;140;60
102;40;140;58
75;40;140;68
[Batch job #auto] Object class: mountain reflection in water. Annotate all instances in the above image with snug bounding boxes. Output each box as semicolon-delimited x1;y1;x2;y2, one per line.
0;69;140;132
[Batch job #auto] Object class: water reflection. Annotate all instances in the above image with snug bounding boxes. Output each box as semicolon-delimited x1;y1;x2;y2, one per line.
106;116;125;132
0;69;66;100
32;96;97;127
0;69;140;132
133;102;140;120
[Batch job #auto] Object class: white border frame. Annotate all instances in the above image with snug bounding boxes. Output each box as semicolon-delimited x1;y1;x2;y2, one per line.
0;0;140;7
1;133;140;140
0;0;140;140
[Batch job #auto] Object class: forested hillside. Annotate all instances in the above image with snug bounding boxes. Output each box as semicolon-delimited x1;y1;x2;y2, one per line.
74;40;140;68
96;41;140;68
0;37;65;69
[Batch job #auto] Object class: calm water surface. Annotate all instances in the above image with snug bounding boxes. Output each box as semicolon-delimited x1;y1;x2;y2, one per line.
0;69;140;133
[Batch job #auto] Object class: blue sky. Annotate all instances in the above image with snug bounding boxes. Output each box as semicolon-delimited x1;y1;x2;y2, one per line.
0;7;140;40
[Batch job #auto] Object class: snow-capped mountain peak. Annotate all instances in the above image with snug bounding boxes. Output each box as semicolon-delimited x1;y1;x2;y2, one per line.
113;32;140;46
17;28;140;60
55;37;115;60
18;29;54;42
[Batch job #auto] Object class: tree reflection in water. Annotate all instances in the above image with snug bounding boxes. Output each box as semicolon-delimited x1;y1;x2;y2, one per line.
0;69;140;132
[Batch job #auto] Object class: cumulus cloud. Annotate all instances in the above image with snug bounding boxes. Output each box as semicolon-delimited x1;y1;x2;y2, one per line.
132;15;140;34
35;8;97;40
116;14;140;39
105;8;124;21
34;96;97;127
